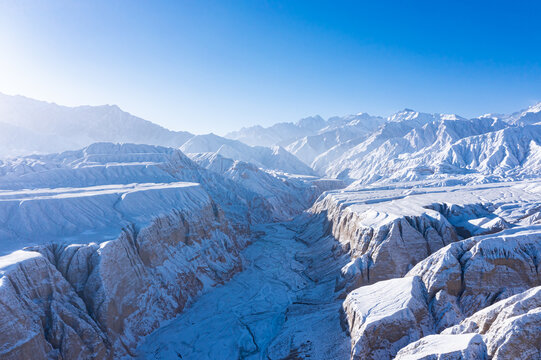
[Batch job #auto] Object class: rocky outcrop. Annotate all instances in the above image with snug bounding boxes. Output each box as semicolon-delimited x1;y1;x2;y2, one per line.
0;199;249;358
443;285;541;359
394;286;541;360
330;182;541;359
0;251;108;359
342;276;433;360
311;192;458;290
407;226;541;331
341;227;541;360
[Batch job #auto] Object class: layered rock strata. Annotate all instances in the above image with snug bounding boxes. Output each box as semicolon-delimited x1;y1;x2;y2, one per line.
0;186;249;358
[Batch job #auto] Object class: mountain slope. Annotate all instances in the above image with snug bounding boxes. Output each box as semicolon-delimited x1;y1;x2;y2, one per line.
285;113;385;166
504;102;541;126
225;115;326;147
180;133;315;175
0;93;193;157
189;152;343;219
318;112;540;185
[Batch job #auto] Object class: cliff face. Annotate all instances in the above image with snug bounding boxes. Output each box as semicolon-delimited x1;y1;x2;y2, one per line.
0;192;249;359
342;276;433;360
310;181;541;360
395;286;541;360
442;286;541;359
0;251;108;360
310;190;459;291
407;226;541;332
339;226;541;360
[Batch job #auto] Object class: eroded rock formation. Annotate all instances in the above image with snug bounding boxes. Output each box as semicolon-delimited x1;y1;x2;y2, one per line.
0;196;250;358
343;276;433;359
324;182;541;359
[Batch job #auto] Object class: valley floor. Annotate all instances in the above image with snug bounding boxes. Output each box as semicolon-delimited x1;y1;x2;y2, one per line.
136;220;350;360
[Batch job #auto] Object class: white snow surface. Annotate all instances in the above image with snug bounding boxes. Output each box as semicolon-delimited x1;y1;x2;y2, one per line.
180;133;314;175
395;333;487;359
345;276;427;327
0;250;42;275
0;141;321;255
0;181;206;255
319;180;541;231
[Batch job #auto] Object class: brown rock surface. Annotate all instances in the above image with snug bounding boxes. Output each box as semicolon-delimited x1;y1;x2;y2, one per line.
0;251;108;359
408;226;541;331
444;285;541;359
0;201;250;358
342;276;433;360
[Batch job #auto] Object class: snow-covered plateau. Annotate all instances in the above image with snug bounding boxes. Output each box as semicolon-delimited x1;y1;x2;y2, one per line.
0;94;540;359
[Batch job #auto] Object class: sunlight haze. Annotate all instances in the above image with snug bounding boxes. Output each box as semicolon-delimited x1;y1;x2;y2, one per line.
1;0;541;134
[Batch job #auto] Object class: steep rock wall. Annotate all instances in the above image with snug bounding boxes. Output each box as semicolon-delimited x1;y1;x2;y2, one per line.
310;194;458;290
0;200;249;358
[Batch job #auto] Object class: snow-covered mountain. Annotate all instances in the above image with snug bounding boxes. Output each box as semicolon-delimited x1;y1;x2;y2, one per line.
320;111;540;185
225;115;327;147
226;105;541;186
188;152;343;219
0;93;193;157
285;113;386;165
501;102;541;126
180;133;315;175
5;92;539;188
1;94;541;360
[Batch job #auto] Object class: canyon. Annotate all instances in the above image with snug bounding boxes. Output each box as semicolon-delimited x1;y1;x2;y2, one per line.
0;94;540;359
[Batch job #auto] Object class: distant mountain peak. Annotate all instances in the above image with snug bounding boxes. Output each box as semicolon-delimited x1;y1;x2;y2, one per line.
296;115;325;130
0;93;193;158
525;102;541;113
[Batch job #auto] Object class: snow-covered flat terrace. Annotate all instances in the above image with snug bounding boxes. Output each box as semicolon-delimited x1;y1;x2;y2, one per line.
0;181;209;255
0;181;200;201
319;180;541;228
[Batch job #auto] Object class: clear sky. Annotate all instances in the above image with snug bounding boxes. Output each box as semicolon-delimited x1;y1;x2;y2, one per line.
1;0;541;135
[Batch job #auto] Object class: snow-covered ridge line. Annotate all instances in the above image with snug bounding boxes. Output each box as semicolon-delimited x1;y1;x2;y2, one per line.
2;92;540;188
0;93;194;158
180;133;315;175
227;104;541;185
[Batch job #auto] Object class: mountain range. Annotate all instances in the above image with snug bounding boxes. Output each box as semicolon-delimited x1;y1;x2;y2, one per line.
2;92;540;188
0;92;540;359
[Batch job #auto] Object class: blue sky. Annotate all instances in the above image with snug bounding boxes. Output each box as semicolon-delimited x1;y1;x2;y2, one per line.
1;0;541;134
